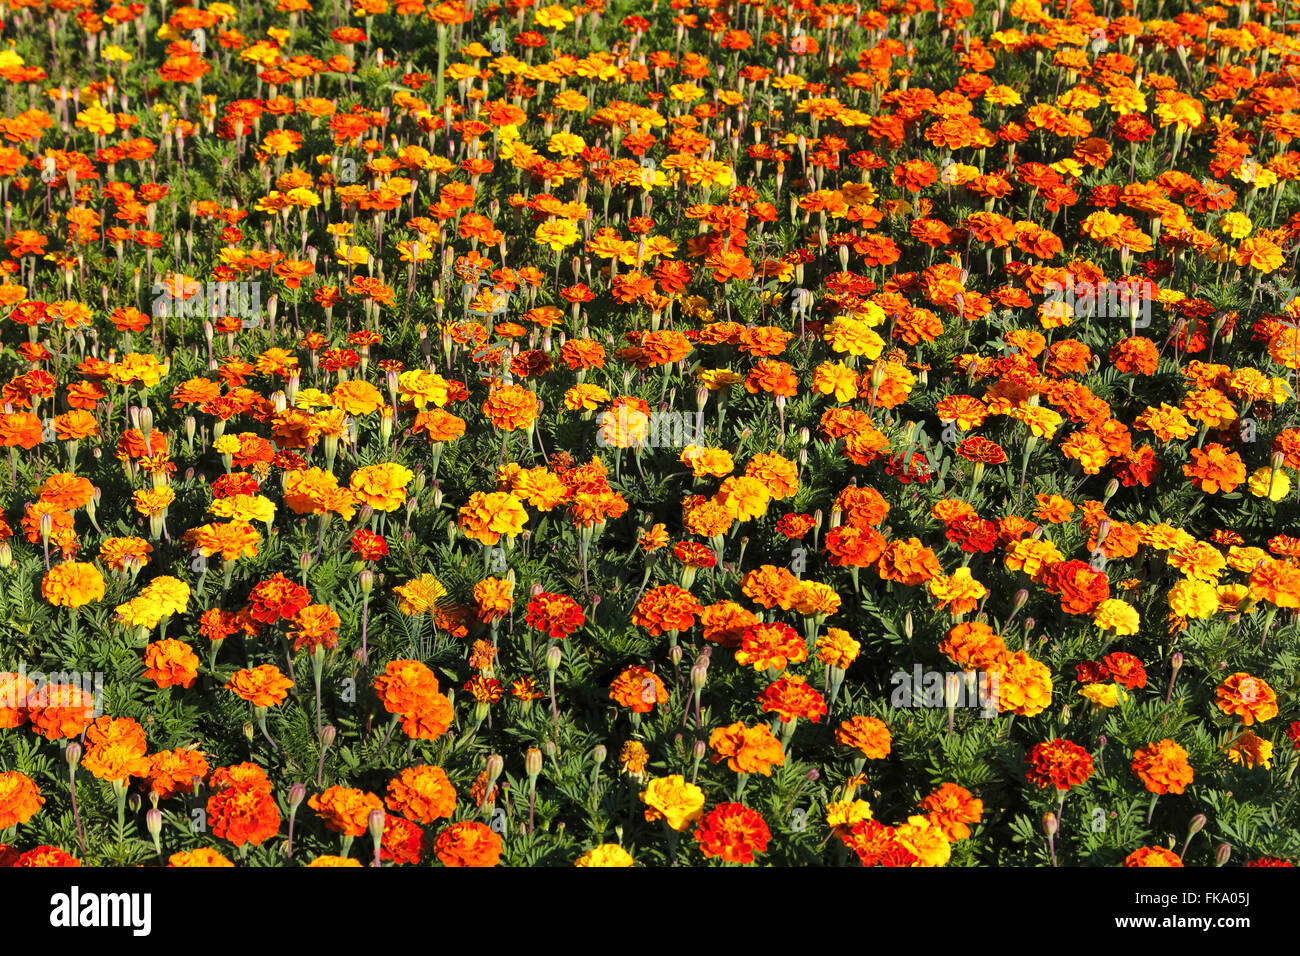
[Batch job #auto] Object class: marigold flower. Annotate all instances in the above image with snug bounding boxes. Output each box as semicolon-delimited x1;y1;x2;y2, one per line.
575;844;635;867
1025;739;1094;790
694;803;772;864
1124;846;1183;867
458;490;528;546
208;783;281;847
225;664;293;707
640;774;706;831
434;820;503;867
632;584;702;636
610;665;667;713
308;785;385;837
143;639;200;689
386;765;457;824
919;783;983;841
0;771;43;829
1216;673;1278;726
835;715;891;758
1131;739;1194;795
41;561;105;608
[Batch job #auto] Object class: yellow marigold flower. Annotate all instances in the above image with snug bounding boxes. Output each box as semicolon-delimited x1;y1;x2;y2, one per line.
1078;682;1122;708
349;463;414;513
394;574;448;616
1247;466;1290;501
894;814;951;867
574;844;635;867
640;775;705;832
1167;578;1218;619
825;799;873;833
822;316;885;359
992;651;1052;717
458;491;528;546
681;445;734;478
1092;598;1139;635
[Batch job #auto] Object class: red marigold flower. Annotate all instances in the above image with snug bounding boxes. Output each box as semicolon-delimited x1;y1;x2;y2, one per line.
246;573;311;624
1025;739;1094;790
758;675;827;723
1043;559;1110;615
1101;652;1147;689
350;529;389;561
955;436;1008;465
525;591;586;639
693;803;771;864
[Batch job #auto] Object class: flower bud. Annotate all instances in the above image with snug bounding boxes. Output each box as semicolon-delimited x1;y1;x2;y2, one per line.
692;738;707;762
320;725;337;748
1215;842;1232;866
1013;588;1029;612
542;740;556;757
690;655;709;690
1171;651;1184;675
668;644;682;668
591;744;607;765
299;550;313;574
368;808;386;845
1272;451;1286;471
128;792;142;813
1102;478;1119;502
1188;814;1207;838
243;720;255;742
903;611;913;640
525;747;543;779
289;783;307;809
485;754;504;789
359;569;374;594
146;808;163;840
66;741;82;768
545;646;562;672
0;543;11;569
806;768;820;782
1041;812;1058;838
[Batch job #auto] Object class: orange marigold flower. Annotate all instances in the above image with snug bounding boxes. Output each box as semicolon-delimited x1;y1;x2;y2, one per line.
386;765;457;824
709;721;786;776
434;820;503;867
0;771;43;829
919;783;983;841
224;664;293;707
1131;739;1194;795
632;584;702;636
1183;443;1246;494
143;639;200;689
207;783;281;847
1216;673;1278;726
835;715;892;758
308;785;384;837
610;665;668;713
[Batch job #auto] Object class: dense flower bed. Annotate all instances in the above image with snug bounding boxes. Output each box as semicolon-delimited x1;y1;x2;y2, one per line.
0;0;1297;867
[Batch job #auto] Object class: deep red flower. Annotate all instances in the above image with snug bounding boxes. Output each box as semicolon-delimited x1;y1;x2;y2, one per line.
350;529;389;561
246;573;312;625
525;592;586;639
